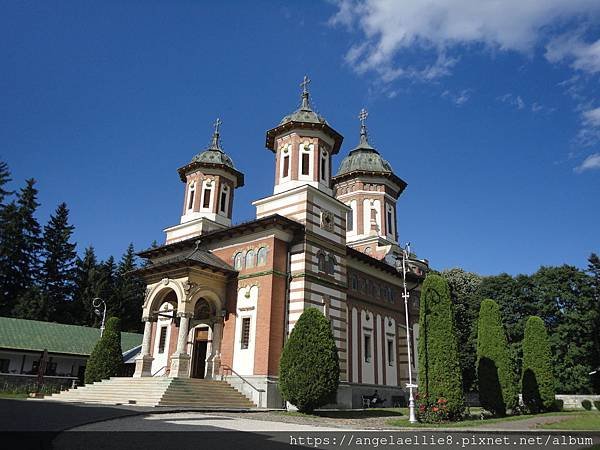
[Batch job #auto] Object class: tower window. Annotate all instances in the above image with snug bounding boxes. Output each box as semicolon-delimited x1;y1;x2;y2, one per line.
387;206;393;235
241;318;251;349
234;252;243;270
220;186;228;213
187;183;195;210
158;327;168;354
321;156;327;180
282;155;290;178
257;247;267;266
202;188;211;208
245;249;255;269
317;252;326;272
301;153;310;175
347;209;354;231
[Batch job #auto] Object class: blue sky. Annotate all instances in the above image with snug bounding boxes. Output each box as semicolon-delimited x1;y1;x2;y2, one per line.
1;1;599;276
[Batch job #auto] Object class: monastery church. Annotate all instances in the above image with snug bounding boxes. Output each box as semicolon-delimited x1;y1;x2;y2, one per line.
132;78;429;409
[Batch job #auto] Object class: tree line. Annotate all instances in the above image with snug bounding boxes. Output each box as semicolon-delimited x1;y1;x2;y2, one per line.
0;161;146;333
440;256;600;396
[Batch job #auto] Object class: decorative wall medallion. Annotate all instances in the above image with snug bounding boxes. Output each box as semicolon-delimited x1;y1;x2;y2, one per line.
183;280;197;295
161;278;170;286
320;210;334;232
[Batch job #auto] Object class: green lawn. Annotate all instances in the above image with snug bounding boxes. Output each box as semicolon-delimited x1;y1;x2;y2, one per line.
279;408;407;419
538;412;600;431
387;410;586;429
0;392;29;399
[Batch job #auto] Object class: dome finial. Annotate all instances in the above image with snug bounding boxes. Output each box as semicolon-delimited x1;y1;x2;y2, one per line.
210;117;222;150
358;108;369;145
300;75;311;110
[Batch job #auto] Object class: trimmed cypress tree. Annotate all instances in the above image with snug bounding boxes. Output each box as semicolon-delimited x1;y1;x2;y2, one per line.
84;317;123;384
521;316;556;413
476;299;518;416
279;308;340;413
418;273;465;420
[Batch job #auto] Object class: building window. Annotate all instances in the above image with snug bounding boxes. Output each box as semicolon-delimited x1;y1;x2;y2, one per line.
187;182;195;210
301;152;310;175
364;334;372;363
234;252;243;270
257;247;267;266
326;255;336;275
321;154;327;180
346;209;353;232
158;327;168;354
202;188;211;209
351;275;358;290
282;155;290;178
387;339;394;366
241;317;251;349
317;252;326;272
220;186;229;213
0;359;9;373
245;249;256;269
387;207;393;235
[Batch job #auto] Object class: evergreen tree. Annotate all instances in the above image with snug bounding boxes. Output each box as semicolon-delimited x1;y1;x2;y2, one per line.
476;299;518;416
441;268;482;392
417;274;465;420
4;179;42;317
72;246;103;326
279;308;340;413
0;161;13;207
587;253;600;393
521;316;556;413
39;203;77;322
116;243;145;332
98;256;118;319
84;317;123;384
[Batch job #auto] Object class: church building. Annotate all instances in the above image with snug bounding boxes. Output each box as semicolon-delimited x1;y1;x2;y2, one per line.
133;78;428;408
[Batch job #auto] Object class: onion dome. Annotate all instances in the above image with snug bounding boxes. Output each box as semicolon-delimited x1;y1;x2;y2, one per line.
178;119;244;186
265;76;343;154
333;109;406;191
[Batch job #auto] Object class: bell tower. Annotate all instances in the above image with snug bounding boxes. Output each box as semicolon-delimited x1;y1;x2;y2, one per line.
264;76;343;196
164;119;244;244
333;109;407;262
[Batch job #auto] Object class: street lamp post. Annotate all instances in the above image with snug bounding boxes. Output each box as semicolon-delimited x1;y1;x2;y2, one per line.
399;243;418;424
92;297;107;337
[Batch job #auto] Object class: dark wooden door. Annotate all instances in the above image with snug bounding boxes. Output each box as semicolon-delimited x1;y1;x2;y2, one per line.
191;329;209;379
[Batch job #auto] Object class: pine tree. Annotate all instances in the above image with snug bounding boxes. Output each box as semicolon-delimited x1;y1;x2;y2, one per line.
72;246;103;325
588;253;600;393
39;203;77;322
116;243;145;332
0;161;13;207
4;179;42;317
98;256;118;320
521;316;556;413
418;273;465;421
476;299;518;416
279;308;340;413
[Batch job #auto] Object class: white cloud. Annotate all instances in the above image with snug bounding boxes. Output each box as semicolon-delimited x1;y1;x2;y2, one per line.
442;89;472;106
574;153;600;172
331;0;600;81
498;93;526;110
577;106;600;146
546;34;600;74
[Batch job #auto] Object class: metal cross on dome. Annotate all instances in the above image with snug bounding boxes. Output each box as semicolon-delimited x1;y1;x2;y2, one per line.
213;117;222;135
359;108;368;126
300;75;311;94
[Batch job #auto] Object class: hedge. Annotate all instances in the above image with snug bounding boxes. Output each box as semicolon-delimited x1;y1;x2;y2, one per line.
279;308;340;413
521;316;556;413
417;274;465;420
476;299;518;416
84;317;123;384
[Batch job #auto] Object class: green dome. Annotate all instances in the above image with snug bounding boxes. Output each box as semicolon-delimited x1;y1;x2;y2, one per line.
336;131;394;176
280;86;327;126
191;148;235;168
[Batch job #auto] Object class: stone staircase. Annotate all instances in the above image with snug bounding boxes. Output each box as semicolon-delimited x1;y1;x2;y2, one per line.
44;377;255;409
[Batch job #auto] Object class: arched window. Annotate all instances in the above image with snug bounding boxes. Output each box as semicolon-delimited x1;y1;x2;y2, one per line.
220;185;229;214
257;247;267;266
326;254;336;275
187;182;195;211
317;252;326;272
234;252;243;270
245;249;256;269
351;275;358;290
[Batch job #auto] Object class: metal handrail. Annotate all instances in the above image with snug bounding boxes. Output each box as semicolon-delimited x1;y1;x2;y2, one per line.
151;365;169;377
220;364;265;407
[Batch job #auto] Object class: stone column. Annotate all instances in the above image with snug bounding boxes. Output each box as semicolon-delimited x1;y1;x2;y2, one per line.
206;317;224;380
169;312;193;378
133;316;156;377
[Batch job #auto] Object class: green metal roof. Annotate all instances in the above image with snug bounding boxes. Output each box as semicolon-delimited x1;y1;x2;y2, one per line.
0;316;142;356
